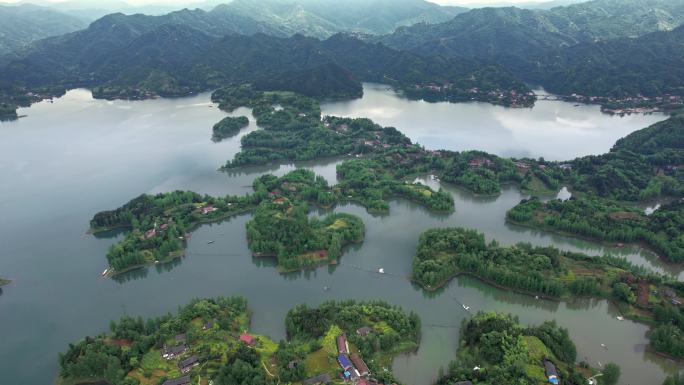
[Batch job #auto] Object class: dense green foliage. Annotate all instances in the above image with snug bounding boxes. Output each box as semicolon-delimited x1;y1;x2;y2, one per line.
612;115;684;155
1;16;530;107
380;0;684;103
285;300;421;360
91;190;261;272
537;25;684;98
507;197;684;262
212;116;249;142
214;344;271;385
525;320;577;363
253;62;362;100
412;226;660;296
434;312;590;385
602;363;621;385
59;297;249;385
649;294;684;359
246;200;364;271
337;157;454;213
213;86;409;167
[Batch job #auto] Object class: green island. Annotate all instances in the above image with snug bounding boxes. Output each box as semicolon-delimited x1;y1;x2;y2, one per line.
90;169;451;275
212;116;249;142
0;278;10;286
247;199;364;272
57;297;420;385
411;226;684;361
434;311;613;385
212;85;413;169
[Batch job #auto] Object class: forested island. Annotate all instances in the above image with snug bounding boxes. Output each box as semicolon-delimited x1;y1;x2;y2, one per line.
57;297;420;385
434;311;611;385
0;278;10;286
247;200;364;272
411;226;684;361
211;116;249;142
91;169;451;275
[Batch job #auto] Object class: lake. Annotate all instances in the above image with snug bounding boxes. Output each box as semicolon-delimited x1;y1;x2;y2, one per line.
0;85;678;385
322;83;666;161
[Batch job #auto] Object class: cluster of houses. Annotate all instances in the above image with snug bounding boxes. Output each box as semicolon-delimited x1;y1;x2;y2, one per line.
562;93;683;115
142;222;171;240
199;204;218;215
336;329;373;383
161;333;199;375
302;326;385;385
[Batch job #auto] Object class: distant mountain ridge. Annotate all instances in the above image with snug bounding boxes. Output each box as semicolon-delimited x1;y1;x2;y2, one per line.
379;0;684;66
536;24;684;97
207;0;467;38
0;4;88;57
377;0;684;98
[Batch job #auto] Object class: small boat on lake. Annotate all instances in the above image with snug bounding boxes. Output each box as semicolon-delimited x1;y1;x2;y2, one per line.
616;316;624;321
462;304;470;311
378;268;385;274
101;269;108;276
207;240;215;244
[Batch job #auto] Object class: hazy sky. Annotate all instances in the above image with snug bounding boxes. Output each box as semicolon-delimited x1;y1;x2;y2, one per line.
0;0;553;5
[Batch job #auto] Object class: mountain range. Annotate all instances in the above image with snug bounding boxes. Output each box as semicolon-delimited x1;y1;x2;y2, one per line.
379;0;684;73
0;4;88;57
2;0;684;112
1;13;526;102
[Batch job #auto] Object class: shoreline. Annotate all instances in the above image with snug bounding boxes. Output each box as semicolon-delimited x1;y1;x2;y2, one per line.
505;217;680;266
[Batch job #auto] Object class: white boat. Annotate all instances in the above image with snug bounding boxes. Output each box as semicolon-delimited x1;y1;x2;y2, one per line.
378;268;385;274
207;240;215;244
101;269;108;276
462;304;470;310
601;343;607;349
616;316;624;321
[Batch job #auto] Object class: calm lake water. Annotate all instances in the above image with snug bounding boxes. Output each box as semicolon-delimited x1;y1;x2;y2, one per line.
322;83;667;161
0;86;679;385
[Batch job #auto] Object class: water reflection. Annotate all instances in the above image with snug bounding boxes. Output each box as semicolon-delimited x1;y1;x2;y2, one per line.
322;84;667;161
0;88;681;385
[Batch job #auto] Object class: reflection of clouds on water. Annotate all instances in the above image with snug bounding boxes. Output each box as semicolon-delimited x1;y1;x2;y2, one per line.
175;102;214;109
323;83;667;161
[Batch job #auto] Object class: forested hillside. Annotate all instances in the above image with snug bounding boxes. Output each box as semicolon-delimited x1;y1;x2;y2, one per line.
0;14;531;110
378;0;684;99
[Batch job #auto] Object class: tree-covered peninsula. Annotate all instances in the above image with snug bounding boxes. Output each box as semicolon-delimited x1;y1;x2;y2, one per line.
90;168;451;276
211;116;249;142
57;297;420;385
411;226;684;360
507;197;684;262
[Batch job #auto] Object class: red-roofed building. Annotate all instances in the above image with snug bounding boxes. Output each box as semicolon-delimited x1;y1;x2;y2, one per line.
240;333;255;345
337;334;348;354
